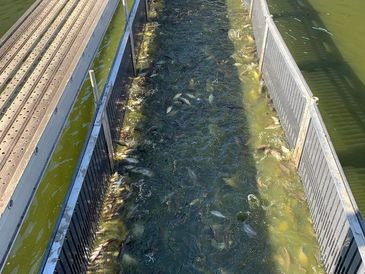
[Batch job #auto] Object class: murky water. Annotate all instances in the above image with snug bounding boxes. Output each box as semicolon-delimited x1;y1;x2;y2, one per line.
0;0;35;38
89;0;324;273
267;0;365;215
2;1;134;272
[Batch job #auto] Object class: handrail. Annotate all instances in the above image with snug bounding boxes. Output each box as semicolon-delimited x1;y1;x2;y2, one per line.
40;0;142;272
247;0;365;271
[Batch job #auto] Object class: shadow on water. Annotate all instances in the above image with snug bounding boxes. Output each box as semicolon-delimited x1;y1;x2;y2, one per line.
267;0;365;215
116;0;277;272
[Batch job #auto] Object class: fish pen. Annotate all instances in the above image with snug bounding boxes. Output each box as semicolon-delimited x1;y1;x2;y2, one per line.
36;0;365;273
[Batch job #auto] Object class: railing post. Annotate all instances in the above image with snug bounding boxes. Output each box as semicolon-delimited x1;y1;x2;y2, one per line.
89;70;99;107
258;15;272;73
293;96;319;168
145;0;149;20
249;0;255;20
122;0;129;19
89;70;114;170
122;0;137;76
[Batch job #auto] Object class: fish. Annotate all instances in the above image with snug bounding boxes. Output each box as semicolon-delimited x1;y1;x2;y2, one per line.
208;94;214;104
228;29;239;40
281;146;290;156
236;211;250;222
179;97;191;106
261;201;274;211
156;60;166;65
270;149;282;161
223;177;237;188
124;157;139;164
187;167;198;182
243;222;257;238
122;254;138;267
115;176;125;187
247;194;260;208
210;210;227;219
256;144;270;151
298;246;309;266
132;167;154;177
189;198;200;206
166;106;173;113
280;247;291;272
173;93;183;100
186;93;196;99
89;241;112;262
312;26;333;36
161;191;175;204
271;116;280;125
265;125;280;130
293;17;302;22
150;73;158;78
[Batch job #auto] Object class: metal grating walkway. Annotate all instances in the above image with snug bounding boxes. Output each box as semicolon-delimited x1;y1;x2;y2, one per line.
0;0;118;256
0;0;103;211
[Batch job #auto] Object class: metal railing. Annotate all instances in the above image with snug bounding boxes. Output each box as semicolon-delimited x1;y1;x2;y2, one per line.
244;0;365;272
41;0;365;272
41;0;149;272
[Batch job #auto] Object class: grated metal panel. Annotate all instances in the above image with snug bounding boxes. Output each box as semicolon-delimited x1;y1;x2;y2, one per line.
262;28;306;146
247;0;365;273
251;0;266;55
0;0;69;90
299;120;364;273
0;0;65;74
0;0;97;197
0;0;120;268
0;0;47;49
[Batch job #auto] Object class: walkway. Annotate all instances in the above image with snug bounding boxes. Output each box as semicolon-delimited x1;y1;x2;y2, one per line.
0;0;111;213
0;0;118;267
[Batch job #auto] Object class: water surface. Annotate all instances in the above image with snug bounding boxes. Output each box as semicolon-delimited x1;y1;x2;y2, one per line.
0;0;35;38
89;0;324;273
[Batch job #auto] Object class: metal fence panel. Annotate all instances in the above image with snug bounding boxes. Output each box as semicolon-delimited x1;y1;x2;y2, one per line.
41;0;150;272
251;0;266;56
262;28;306;146
248;0;365;273
42;0;365;272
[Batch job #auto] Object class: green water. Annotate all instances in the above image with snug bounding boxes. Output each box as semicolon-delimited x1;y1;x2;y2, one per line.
267;0;365;215
88;0;324;273
0;0;35;38
2;1;134;272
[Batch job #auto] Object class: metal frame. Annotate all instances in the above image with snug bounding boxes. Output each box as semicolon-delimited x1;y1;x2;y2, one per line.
41;0;149;272
0;0;119;268
245;0;365;272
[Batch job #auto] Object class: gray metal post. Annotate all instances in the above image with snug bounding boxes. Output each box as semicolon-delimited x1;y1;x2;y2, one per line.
89;70;114;169
145;0;149;20
122;0;137;75
129;31;137;76
249;0;255;19
293;96;319;167
122;0;129;19
89;70;100;108
258;16;272;73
